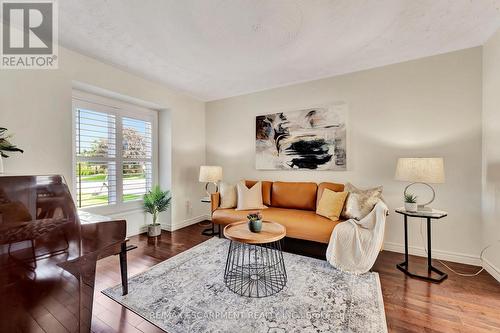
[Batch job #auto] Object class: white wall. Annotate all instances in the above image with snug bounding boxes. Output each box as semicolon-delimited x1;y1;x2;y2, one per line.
206;48;483;264
0;47;207;235
482;28;500;280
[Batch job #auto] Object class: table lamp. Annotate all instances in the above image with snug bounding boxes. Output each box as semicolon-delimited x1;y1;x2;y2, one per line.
199;165;222;196
395;157;445;211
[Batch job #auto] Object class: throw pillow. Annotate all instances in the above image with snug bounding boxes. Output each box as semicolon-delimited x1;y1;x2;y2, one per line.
219;182;237;209
235;181;267;211
316;189;348;221
341;183;383;220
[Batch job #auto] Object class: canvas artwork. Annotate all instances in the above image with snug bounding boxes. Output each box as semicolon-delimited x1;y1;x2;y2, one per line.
255;104;347;170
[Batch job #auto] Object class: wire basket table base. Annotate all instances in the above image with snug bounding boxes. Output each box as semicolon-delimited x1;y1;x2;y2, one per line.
223;240;287;298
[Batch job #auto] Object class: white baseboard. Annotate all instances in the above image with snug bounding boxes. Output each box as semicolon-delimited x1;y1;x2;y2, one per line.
483;257;500;283
138;225;148;234
383;241;482;266
165;214;210;232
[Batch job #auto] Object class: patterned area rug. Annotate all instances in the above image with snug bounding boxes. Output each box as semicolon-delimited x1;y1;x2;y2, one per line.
103;238;387;333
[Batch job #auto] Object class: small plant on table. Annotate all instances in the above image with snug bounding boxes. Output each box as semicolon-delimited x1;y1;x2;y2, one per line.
404;193;418;212
247;212;263;233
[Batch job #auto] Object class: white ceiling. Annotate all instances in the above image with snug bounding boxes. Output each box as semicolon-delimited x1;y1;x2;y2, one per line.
59;0;500;101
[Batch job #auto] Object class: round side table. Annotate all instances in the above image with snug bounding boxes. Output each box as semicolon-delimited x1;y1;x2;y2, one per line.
223;220;287;298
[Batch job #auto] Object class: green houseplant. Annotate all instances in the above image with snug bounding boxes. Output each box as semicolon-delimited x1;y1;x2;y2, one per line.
0;127;24;174
247;212;263;233
143;185;171;237
404;192;418;212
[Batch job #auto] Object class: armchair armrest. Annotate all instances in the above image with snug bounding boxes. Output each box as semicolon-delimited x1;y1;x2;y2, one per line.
210;192;220;213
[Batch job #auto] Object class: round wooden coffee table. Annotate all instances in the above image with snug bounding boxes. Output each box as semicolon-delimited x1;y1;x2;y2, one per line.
223;220;287;298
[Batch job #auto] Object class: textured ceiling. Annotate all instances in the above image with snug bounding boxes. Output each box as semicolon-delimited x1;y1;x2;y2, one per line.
59;0;500;101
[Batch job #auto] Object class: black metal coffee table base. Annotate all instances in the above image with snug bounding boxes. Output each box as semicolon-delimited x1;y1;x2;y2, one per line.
224;240;287;298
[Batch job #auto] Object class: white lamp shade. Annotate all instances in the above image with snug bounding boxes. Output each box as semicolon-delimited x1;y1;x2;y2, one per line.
199;166;222;183
395;158;445;184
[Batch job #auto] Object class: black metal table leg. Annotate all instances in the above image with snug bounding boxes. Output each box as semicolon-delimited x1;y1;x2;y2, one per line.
396;214;448;283
404;215;409;267
119;242;128;295
427;217;432;273
201;221;218;236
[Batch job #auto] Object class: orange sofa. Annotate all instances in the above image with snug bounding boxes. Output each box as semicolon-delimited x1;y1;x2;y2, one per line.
211;180;346;244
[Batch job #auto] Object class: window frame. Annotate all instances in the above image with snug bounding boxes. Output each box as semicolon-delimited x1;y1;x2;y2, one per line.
72;90;158;215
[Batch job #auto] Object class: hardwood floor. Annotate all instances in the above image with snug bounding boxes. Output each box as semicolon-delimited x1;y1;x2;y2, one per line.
92;223;500;333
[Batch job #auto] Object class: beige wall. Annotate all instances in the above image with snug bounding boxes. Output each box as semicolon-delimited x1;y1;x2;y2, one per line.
206;48;483;263
0;47;207;235
0;39;494;275
482;29;500;278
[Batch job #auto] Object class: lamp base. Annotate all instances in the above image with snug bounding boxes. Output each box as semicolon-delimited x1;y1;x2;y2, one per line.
205;182;219;196
404;182;436;212
417;205;432;212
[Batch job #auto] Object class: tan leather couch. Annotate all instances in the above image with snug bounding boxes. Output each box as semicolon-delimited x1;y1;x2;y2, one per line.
211;180;345;244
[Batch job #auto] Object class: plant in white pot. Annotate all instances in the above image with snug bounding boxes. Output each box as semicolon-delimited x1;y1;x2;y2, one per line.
0;127;24;174
404;193;418;212
143;186;171;237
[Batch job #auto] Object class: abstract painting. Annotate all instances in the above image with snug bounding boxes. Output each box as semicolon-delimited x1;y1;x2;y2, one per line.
256;104;347;170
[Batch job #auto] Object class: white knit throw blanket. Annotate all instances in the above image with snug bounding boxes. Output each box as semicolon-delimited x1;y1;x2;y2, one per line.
326;201;389;274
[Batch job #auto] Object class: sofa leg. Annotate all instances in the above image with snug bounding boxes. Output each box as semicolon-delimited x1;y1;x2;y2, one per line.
218;224;222;238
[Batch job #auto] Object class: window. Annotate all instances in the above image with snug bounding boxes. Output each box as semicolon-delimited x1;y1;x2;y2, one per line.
73;92;157;209
121;117;153;202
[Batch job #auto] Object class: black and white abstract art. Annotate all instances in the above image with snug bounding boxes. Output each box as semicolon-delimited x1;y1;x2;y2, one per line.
256;104;347;170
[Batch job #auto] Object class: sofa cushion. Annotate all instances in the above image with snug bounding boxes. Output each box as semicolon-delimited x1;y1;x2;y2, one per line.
245;180;272;206
316;189;348;221
219;182;237;208
341;183;383;220
212;207;340;244
317;182;345;207
236;181;267;211
212;208;252;226
271;181;317;211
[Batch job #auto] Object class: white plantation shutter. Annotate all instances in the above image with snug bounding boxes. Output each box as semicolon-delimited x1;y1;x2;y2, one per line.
121;117;153;202
73;94;157;209
75;108;117;208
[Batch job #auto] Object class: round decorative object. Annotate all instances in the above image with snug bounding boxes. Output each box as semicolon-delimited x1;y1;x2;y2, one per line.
223;221;287;298
247;219;262;233
404;182;435;208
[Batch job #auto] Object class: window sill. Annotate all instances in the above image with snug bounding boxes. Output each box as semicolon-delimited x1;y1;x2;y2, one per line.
79;201;144;217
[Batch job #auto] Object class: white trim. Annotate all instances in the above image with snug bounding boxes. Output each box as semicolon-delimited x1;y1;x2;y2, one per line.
72;90;156;115
165;214;211;232
382;241;482;266
72;82;165;110
483;257;500;283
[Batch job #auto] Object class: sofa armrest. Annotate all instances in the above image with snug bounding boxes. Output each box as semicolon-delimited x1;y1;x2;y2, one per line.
211;192;220;213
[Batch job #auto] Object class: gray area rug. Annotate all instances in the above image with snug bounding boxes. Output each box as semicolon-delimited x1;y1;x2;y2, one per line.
103;238;387;333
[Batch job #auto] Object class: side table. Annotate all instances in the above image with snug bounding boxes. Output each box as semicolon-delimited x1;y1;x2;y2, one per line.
395;208;448;283
200;197;219;236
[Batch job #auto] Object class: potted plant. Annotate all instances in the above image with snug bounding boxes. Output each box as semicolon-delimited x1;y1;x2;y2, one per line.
143;185;171;237
0;127;23;174
404;193;418;212
247;212;263;233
